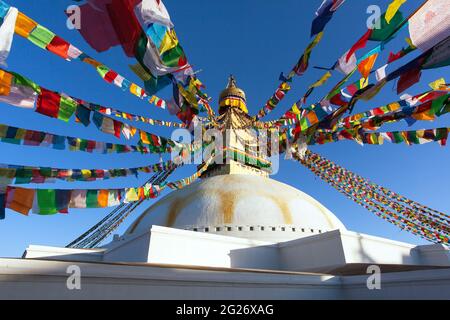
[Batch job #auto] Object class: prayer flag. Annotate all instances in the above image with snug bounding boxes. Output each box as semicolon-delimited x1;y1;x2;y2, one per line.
139;0;173;27
6;186;34;215
358;53;379;79
408;0;450;51
386;0;407;24
0;6;17;66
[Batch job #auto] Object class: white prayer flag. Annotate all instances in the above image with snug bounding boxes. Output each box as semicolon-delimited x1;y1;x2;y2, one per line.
0;7;18;67
408;0;450;51
139;0;173;27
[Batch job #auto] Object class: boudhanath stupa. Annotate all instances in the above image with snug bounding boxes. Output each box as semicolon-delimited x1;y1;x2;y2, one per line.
1;79;449;300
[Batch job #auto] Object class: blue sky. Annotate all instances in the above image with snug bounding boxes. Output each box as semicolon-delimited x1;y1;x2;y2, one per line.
0;0;449;257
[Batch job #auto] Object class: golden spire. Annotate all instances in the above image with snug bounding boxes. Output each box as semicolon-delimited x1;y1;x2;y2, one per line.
219;75;248;114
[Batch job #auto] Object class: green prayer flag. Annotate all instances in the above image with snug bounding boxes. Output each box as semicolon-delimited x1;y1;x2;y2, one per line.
86;190;99;208
407;131;420;145
28;25;56;49
161;44;186;68
370;11;404;42
435;128;448;141
96;65;110;79
300;117;309;131
79;139;88;151
11;72;41;94
436;99;450;117
14;168;34;184
58;96;77;122
37;189;57;215
392;131;404;143
431;94;449;115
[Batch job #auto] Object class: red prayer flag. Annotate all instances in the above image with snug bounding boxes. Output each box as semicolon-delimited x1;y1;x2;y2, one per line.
346;29;372;62
37;88;61;118
46;36;70;59
70;1;121;53
104;70;118;83
113;120;122;139
106;0;143;57
397;68;422;94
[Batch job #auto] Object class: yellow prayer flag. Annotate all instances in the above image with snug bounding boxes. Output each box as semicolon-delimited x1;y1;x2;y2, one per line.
139;130;150;145
386;0;407;24
429;78;446;90
310;72;332;89
159;29;179;55
130;83;140;96
14;12;38;38
388;102;401;111
405;37;416;49
125;188;139;203
81;170;92;179
280;82;291;91
412;111;435;121
291;103;301;115
129;62;152;82
360;79;387;102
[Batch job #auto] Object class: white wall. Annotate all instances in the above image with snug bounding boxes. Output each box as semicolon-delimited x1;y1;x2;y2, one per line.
1;258;449;300
145;226;276;268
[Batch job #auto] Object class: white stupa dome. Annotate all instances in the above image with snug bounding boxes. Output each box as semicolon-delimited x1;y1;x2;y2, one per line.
125;174;346;242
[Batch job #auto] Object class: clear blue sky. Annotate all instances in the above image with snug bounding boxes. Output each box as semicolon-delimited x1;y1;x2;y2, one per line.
0;0;449;257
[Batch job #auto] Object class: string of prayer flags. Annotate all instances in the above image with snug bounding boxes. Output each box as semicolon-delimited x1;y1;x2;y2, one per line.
0;123;153;154
297;151;449;244
385;37;450;94
253;32;324;120
66;0;202;125
302;152;450;232
1;159;214;216
1;67;183;128
139;130;171;153
321;36;449;125
310;127;450;147
0;69;38;108
255;82;291;119
166;154;216;190
315;1;445;118
253;0;346;121
2;185;156;215
0;0;175;113
293;32;324;76
291;78;322;111
0;68;183;147
94;104;186;128
0;161;179;186
335;92;449;131
346;10;404;62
